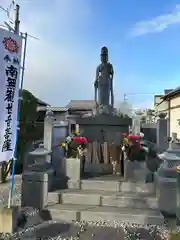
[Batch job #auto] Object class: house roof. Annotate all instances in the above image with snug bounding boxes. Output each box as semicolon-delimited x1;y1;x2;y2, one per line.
36;98;49;106
66;100;96;110
162;87;180;100
36;106;68;112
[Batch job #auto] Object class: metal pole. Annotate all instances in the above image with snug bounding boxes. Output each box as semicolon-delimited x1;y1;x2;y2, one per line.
14;4;20;34
8;32;27;208
8;3;26;208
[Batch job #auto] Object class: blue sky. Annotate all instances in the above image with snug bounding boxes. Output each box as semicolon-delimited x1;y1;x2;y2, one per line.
1;0;180;109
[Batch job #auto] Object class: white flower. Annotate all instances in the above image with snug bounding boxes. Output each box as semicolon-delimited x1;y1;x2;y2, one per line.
142;146;149;153
122;146;126;151
66;136;72;143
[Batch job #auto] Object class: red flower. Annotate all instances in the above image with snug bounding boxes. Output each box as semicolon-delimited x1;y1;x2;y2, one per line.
127;135;141;148
127;135;140;140
122;133;127;137
73;137;88;145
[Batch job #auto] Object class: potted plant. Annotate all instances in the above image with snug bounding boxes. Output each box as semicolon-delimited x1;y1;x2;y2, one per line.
60;133;88;181
122;135;146;181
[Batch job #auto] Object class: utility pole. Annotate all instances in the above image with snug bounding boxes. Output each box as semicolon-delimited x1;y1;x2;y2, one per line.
14;4;20;34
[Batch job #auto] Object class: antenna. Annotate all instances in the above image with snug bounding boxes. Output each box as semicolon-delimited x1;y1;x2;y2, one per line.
0;1;15;25
0;6;8;13
4;21;14;32
1;2;40;41
26;33;40;41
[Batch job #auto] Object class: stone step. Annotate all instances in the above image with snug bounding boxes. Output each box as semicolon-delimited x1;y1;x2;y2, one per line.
47;204;164;225
80;180;155;193
48;190;158;209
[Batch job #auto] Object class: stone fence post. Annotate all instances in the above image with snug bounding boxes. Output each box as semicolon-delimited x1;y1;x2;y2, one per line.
43;108;54;163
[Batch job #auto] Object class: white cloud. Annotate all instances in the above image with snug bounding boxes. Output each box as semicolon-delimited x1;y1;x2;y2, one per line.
131;5;180;36
0;0;97;106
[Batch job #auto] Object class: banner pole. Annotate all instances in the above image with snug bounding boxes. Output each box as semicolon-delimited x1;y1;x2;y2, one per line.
8;32;27;208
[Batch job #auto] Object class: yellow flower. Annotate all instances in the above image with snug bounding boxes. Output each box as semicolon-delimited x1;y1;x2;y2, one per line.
60;143;66;147
124;137;129;143
74;130;80;136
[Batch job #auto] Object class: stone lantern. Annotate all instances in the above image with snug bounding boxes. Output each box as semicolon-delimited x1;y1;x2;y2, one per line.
28;144;51;167
158;112;167;119
27;143;54;191
156;149;180;216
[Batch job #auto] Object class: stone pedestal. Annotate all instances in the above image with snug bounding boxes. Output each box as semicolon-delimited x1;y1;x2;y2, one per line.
77;115;132;143
124;160;146;182
65;158;81;189
0;206;19;234
21;172;48;210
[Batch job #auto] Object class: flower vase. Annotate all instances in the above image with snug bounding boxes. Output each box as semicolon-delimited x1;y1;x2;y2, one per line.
65;157;81;189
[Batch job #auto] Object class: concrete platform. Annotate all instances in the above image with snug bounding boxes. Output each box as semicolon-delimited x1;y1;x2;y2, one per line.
80;179;155;193
47;204;164;225
48;189;158;209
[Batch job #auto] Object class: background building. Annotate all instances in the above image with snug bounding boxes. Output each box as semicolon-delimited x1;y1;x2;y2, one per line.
154;88;180;138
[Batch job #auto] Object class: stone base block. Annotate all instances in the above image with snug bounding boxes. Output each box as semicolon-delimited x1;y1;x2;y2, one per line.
65;158;81;181
124;160;146;182
0;206;19;233
68;180;81;189
85;163;113;175
21;172;48;210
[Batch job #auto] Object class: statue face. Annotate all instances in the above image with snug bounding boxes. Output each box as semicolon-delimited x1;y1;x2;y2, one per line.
101;53;108;63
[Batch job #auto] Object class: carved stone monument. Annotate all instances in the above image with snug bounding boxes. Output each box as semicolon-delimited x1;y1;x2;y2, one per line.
94;46;115;115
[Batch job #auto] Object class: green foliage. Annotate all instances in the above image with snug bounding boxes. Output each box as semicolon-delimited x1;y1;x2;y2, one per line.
117;111;131;118
15;89;44;173
169;232;180;240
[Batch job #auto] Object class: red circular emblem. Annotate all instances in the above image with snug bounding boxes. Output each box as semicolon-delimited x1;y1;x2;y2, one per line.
3;37;19;53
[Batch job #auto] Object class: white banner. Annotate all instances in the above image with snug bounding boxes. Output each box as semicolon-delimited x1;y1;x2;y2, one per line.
0;28;22;162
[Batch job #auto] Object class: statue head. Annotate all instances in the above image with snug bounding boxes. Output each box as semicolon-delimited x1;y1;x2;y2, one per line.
101;46;108;63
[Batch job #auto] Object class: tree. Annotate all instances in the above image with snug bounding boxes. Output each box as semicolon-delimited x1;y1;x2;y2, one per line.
15;89;44;173
117;101;132;118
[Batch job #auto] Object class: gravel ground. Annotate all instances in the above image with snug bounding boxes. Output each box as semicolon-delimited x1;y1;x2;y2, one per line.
8;220;177;240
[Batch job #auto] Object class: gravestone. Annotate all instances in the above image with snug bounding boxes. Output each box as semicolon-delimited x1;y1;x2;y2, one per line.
156;113;168;152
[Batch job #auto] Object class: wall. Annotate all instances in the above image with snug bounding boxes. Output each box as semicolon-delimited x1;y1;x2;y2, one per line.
154;95;169;118
170;94;180;138
54;112;67;122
